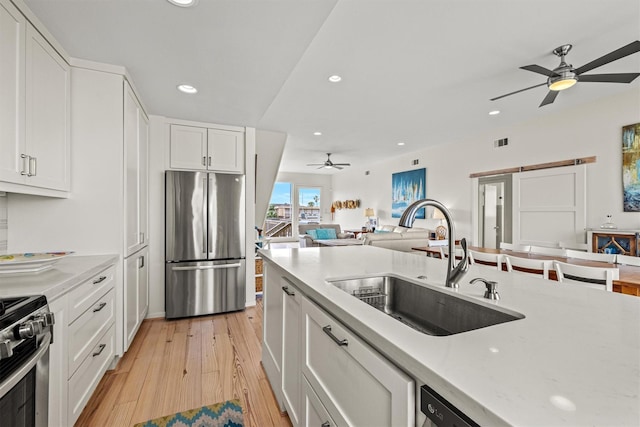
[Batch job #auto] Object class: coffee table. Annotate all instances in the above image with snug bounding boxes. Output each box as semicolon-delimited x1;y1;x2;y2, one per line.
317;238;363;247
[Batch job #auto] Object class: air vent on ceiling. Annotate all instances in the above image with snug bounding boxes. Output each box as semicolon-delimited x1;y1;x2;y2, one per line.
412;159;419;165
494;138;509;148
365;170;370;175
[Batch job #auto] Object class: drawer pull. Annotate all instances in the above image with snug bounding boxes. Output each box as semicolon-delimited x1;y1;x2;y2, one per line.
323;325;348;347
282;286;295;296
92;344;106;357
321;422;331;427
93;276;107;285
93;302;107;313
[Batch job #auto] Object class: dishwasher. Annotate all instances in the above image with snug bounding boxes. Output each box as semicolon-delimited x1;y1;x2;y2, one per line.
420;384;480;427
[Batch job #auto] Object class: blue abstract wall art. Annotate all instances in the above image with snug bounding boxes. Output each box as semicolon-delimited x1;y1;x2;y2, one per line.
392;168;426;219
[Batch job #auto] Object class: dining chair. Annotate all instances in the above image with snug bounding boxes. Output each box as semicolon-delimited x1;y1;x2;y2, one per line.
559;241;589;251
553;261;619;291
565;249;615;264
499;242;531;252
504;255;553;279
529;245;567;257
468;250;503;270
615;254;640;267
438;247;466;260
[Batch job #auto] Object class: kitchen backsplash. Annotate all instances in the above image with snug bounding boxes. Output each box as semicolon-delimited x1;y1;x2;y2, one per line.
0;193;6;254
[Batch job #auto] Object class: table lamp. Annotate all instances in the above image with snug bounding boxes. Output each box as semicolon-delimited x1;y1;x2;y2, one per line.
364;208;375;231
432;208;447;239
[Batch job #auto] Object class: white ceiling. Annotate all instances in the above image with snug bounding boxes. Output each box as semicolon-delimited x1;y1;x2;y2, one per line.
24;0;640;173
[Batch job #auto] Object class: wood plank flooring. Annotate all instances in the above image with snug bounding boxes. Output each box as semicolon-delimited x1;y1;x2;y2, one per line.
75;298;292;427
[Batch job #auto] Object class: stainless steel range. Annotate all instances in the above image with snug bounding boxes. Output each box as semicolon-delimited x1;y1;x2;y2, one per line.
0;295;54;427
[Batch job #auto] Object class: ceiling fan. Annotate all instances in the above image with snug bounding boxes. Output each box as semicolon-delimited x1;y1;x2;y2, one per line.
307;153;351;170
491;40;640;107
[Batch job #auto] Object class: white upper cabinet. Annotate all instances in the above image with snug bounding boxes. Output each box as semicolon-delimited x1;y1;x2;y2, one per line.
0;0;70;195
25;24;70;191
170;124;244;173
124;81;149;256
0;0;25;183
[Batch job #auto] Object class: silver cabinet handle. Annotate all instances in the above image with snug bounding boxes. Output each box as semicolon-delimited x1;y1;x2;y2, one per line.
93;275;107;285
282;286;295;296
20;154;30;176
208;156;212;166
323;325;348;347
202;156;207;166
93;302;107;313
139;256;145;269
92;344;106;357
172;263;242;271
29;157;37;176
140;232;145;243
321;422;330;427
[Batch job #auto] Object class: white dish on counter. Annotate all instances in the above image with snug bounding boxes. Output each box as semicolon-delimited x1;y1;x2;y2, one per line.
0;252;74;274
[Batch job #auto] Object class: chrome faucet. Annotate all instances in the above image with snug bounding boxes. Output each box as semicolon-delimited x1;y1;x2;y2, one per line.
398;199;468;288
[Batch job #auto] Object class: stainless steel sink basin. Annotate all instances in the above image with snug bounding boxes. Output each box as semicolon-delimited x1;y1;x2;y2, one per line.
329;275;524;336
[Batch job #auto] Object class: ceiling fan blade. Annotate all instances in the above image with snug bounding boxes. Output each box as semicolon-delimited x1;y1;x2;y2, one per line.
520;64;559;77
579;73;640;83
333;165;343;170
333;163;351;167
307;163;324;166
539;90;559;107
575;40;640;75
490;82;547;101
317;166;326;169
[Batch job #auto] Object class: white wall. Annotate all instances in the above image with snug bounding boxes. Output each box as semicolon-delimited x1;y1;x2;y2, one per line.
0;194;6;254
256;130;287;226
331;89;640;243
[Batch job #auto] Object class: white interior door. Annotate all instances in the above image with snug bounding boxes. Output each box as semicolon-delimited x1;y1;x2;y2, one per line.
513;165;586;247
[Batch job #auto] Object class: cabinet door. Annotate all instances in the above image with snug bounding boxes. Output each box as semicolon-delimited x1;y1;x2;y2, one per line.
303;376;337;427
282;278;302;426
25;24;70;191
124;82;141;255
137;247;149;323
207;128;244;172
261;264;285;409
0;0;26;184
138;109;149;246
124;252;139;350
302;297;415;427
170;124;207;170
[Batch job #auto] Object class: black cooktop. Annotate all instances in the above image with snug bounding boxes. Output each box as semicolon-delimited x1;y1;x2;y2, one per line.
0;296;47;329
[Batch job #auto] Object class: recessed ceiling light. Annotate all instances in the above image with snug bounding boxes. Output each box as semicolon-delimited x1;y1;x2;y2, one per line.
397;142;405;146
328;75;342;83
489;110;500;115
167;0;197;7
313;132;322;136
177;84;198;94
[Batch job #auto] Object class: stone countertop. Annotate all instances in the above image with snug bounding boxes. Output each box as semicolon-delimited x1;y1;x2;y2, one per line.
259;245;640;426
0;254;119;301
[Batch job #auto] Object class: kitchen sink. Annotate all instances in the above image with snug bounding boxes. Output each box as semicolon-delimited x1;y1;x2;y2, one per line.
329;275;524;336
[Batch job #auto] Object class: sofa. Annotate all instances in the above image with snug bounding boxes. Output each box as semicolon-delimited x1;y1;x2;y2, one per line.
298;224;355;247
362;224;432;252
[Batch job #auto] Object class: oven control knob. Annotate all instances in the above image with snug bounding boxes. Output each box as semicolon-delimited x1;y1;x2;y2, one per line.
17;321;36;339
35;312;55;327
0;340;12;359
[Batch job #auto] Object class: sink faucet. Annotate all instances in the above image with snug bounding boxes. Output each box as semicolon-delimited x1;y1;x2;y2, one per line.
398;199;468;288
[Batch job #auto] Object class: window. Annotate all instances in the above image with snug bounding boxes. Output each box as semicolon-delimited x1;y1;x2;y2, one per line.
298;187;321;224
263;183;323;239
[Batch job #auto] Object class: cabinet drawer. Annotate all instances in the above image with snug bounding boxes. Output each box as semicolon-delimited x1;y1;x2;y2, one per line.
255;258;263;275
68;325;115;425
303;376;337;427
68;264;115;322
68;288;115;377
255;275;263;292
302;298;414;427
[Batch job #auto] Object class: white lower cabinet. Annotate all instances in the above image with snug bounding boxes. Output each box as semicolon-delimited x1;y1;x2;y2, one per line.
282;278;302;426
48;262;117;426
124;246;149;349
262;265;415;427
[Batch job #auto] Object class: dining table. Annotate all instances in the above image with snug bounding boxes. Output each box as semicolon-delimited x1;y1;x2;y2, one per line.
411;245;640;297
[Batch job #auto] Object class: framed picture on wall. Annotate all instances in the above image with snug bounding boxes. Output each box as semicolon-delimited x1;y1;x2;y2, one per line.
623;122;640;212
392;168;426;218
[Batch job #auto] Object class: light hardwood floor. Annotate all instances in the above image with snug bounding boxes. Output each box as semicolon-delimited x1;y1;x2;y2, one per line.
75;298;292;427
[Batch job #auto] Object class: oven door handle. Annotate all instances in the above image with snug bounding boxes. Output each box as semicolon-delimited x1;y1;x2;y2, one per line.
0;331;51;399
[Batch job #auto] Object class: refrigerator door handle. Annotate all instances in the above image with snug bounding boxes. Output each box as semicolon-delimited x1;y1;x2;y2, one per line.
171;263;242;271
202;176;207;253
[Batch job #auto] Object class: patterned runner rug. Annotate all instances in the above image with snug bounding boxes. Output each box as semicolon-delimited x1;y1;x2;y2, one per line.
134;399;243;427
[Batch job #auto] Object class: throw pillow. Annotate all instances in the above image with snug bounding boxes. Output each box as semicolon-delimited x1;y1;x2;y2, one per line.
374;230;390;234
316;228;337;240
306;229;318;239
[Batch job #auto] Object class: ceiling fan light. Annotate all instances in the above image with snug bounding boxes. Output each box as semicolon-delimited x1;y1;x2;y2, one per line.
324;165;333;169
549;78;577;91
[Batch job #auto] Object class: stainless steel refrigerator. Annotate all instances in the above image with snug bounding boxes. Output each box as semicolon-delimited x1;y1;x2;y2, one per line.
165;171;246;319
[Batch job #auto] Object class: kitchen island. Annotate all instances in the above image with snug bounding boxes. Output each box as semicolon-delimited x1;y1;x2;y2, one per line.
259;245;640;426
